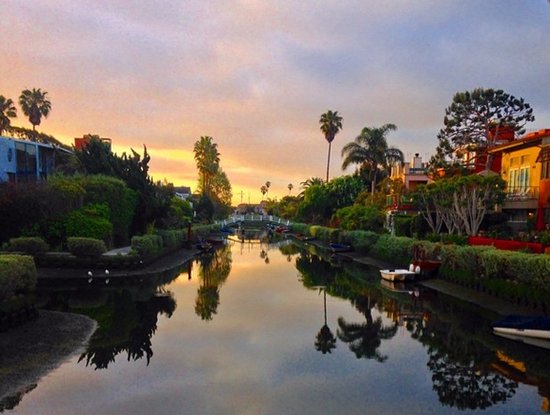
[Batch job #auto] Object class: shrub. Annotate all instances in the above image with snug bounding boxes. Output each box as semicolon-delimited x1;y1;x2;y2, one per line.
192;224;221;240
67;237;107;258
157;230;185;250
8;237;49;256
65;203;113;246
340;230;380;254
0;255;37;301
371;235;414;267
131;234;163;258
333;204;385;233
394;215;415;237
309;225;340;243
291;223;312;237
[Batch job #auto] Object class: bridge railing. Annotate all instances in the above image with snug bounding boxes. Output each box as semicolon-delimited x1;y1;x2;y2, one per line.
214;215;291;227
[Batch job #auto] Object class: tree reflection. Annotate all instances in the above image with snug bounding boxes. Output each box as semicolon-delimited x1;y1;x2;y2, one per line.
315;290;336;354
194;246;232;321
337;294;398;362
79;289;177;370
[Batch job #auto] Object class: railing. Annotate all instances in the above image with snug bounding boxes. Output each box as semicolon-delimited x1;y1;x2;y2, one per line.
215;215;291;227
505;186;539;200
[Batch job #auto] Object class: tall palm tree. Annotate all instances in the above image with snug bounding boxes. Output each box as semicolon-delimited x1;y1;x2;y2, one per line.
288;183;293;194
193;136;220;195
298;177;324;198
0;95;17;136
341;123;404;195
319;110;343;182
265;181;271;198
18;88;51;135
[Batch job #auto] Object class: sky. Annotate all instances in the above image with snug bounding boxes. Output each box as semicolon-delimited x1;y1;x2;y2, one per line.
1;0;550;204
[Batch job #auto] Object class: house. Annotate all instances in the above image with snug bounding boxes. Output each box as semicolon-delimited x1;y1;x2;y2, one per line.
74;134;112;150
0;135;70;183
488;129;550;231
386;153;430;213
173;186;192;201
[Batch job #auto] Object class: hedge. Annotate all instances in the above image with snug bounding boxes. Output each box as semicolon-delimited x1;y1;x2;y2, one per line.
340;230;380;254
67;237;107;258
8;237;49;256
131;234;163;258
0;255;37;301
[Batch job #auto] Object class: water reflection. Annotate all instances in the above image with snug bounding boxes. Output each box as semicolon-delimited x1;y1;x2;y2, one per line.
291;245;550;411
194;246;232;321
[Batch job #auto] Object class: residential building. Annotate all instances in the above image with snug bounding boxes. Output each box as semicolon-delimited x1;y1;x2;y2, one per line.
0;135;70;183
386;153;430;213
74;134;112;150
489;129;550;230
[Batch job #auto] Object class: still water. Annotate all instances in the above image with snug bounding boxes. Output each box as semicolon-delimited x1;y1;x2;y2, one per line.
5;240;550;414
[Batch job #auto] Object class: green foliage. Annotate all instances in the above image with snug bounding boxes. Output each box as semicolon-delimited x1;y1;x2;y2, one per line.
333;204;385;232
340;230;380;253
309;225;340;243
0;255;37;301
290;222;312;236
394;215;414;237
130;234;163;259
67;237;107;258
371;234;414;267
195;194;215;223
77;175;138;246
64;203;113;246
191;224;220;240
7;237;49;256
156;230;185;249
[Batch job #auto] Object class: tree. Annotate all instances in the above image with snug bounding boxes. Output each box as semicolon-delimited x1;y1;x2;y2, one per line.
265;181;271;199
288;183;293;194
435;88;534;172
18;88;52;134
341;124;403;195
299;177;324;198
319;110;343;182
260;185;267;199
0;95;17;135
193;136;220;196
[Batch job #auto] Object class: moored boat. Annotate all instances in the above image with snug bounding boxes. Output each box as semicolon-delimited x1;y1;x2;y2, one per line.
329;243;353;253
492;315;550;340
379;268;417;282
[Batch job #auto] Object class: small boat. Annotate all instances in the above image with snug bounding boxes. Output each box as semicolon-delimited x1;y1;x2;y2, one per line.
492;315;550;340
329;243;353;253
410;259;442;277
379;268;418;282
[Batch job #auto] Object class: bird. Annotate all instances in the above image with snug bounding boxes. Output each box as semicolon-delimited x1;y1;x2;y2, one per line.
105;278;110;285
88;277;93;283
105;269;110;275
87;271;93;276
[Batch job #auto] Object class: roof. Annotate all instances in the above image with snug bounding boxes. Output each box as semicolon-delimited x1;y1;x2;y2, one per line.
488;129;550;154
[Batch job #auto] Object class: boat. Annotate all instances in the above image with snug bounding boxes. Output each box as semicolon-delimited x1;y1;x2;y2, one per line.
410;259;442;277
379;267;418;282
492;315;550;341
329;243;353;253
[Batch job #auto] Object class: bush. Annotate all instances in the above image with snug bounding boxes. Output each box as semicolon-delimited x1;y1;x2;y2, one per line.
371;234;414;267
8;237;49;256
340;230;380;254
157;230;185;250
290;223;312;237
65;204;113;247
192;224;221;240
309;225;340;243
333;204;385;232
131;234;163;258
0;255;37;301
67;237;107;258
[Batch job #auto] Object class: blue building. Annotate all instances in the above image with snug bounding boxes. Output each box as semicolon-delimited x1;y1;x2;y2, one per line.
0;135;70;183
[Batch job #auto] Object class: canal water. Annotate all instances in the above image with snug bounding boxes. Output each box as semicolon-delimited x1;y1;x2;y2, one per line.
4;239;550;414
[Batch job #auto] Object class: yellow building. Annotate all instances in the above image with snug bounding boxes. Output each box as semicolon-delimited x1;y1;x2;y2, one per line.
489;129;550;230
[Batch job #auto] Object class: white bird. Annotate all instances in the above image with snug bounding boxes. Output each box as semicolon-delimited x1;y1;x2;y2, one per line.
88;277;93;283
105;278;110;285
105;269;110;275
87;271;93;276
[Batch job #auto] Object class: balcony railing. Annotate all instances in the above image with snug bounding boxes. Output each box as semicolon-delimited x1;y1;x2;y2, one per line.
505;186;539;200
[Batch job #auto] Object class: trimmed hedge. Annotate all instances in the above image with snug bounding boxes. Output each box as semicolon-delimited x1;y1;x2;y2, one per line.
131;234;163;258
8;237;49;256
370;234;415;267
340;230;380;254
67;237;107;258
192;224;221;240
65;204;113;247
0;255;37;301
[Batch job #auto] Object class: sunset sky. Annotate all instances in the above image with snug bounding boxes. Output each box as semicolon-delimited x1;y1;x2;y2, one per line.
1;1;549;204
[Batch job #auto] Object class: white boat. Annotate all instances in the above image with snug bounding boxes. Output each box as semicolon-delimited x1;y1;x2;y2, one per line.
379;268;417;282
492;315;550;340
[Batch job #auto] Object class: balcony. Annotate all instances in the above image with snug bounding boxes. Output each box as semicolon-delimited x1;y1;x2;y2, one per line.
503;186;539;210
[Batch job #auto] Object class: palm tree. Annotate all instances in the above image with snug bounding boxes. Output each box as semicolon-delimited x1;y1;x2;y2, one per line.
18;88;52;135
341;123;404;195
315;289;337;354
193;136;220;195
288;183;293;194
260;185;267;199
265;181;271;198
0;95;17;136
319;110;343;182
298;177;324;198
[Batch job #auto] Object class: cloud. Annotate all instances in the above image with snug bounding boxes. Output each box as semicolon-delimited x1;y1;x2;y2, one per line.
1;0;549;203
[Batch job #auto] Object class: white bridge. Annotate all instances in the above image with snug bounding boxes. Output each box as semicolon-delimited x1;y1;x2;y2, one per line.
215;214;291;228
